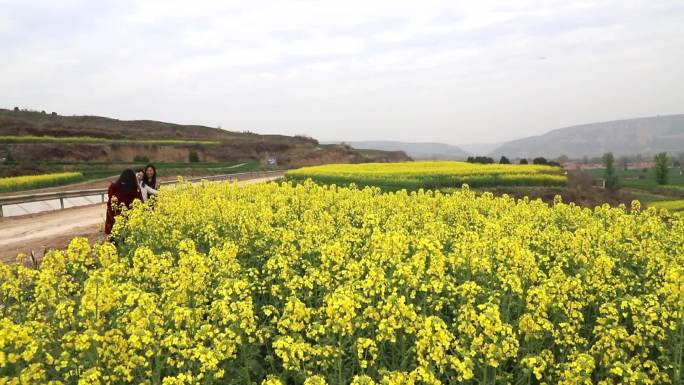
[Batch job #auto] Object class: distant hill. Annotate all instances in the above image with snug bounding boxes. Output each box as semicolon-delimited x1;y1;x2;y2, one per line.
491;115;684;159
326;141;468;160
459;142;503;156
0;108;410;166
0;108;297;142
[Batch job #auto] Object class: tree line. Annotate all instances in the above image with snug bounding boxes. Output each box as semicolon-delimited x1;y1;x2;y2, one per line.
603;151;671;190
466;156;560;167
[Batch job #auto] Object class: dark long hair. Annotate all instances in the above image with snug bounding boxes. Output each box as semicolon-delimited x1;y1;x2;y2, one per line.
115;169;138;193
142;164;157;188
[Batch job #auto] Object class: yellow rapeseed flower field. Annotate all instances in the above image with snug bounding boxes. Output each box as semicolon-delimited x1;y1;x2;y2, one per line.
286;161;566;189
1;180;682;385
0;172;82;193
651;200;684;216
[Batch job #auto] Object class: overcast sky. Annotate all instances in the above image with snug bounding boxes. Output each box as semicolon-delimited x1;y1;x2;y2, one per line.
2;0;683;144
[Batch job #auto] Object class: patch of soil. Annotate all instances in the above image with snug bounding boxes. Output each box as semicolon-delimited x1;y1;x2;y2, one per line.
9;143;200;162
488;170;639;209
1;225;102;265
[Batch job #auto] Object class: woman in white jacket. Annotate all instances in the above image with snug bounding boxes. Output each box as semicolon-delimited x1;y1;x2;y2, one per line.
136;170;158;202
142;164;160;190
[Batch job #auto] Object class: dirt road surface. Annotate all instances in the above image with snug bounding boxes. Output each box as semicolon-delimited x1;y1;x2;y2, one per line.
0;175;282;263
0;204;105;263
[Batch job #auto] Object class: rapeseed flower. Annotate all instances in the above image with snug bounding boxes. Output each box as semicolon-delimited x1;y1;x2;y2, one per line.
1;180;681;384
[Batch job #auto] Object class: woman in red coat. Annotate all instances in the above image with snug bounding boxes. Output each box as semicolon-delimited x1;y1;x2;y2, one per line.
105;169;143;235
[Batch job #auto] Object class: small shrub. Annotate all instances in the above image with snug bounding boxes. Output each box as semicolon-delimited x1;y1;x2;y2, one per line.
466;156;494;164
189;151;200;162
654;152;669;185
602;152;619;190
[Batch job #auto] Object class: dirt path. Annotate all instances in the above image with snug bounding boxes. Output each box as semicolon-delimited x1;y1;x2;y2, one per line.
0;204;105;263
0;175;282;263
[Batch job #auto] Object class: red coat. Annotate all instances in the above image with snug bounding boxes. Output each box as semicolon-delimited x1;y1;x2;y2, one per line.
104;182;143;235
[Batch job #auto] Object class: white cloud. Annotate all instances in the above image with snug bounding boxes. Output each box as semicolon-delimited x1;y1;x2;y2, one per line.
1;0;683;144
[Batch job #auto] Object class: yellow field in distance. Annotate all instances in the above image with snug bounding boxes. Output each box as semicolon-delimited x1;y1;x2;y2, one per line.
0;171;83;193
287;161;566;189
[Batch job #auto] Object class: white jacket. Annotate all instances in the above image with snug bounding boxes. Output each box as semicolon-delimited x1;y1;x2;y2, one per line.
138;181;158;202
